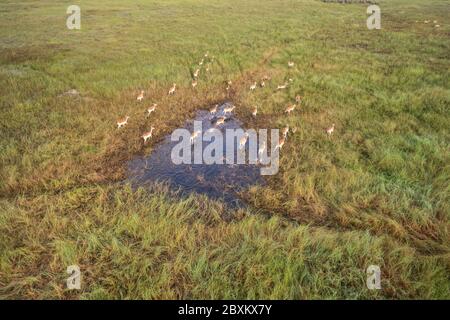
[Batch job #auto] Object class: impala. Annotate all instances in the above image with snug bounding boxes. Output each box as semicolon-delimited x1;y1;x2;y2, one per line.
215;116;226;126
209;104;218;114
277;83;288;90
258;141;266;161
223;105;235;114
142;127;155;143
194;68;200;78
239;132;249;149
190;130;201;144
252;106;258;117
137;90;144;101
275;137;285;150
147;103;157;116
117;116;129;129
282;126;289;138
285;104;296;114
326;123;335;136
168;83;176;95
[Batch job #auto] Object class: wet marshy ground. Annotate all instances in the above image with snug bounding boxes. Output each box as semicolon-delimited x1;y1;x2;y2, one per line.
127;102;264;207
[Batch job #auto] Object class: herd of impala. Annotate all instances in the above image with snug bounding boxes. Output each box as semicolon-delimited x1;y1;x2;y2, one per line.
116;53;336;154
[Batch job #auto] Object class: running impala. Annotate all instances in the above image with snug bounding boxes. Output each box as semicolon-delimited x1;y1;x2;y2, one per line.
282;126;289;138
275;137;285;150
117;116;129;129
326;123;335;136
285;104;296;114
142;127;155;143
147;103;157;116
252;105;258;117
190;130;201;144
277;83;288;90
137;90;144;101
168;83;176;95
215;116;226;126
209;104;218;114
239;132;249;149
223;105;235;114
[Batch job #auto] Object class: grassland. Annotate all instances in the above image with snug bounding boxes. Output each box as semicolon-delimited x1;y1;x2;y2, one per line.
0;0;449;299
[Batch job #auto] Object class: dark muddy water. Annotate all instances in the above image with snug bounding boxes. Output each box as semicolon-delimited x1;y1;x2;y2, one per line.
127;102;264;206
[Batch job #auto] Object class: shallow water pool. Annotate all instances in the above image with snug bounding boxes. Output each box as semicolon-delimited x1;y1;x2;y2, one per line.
127;102;264;207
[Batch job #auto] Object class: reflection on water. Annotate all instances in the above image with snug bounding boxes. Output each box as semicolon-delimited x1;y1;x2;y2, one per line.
127;102;264;207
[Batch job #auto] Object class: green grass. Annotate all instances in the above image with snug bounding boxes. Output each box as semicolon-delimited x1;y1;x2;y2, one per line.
0;0;449;299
